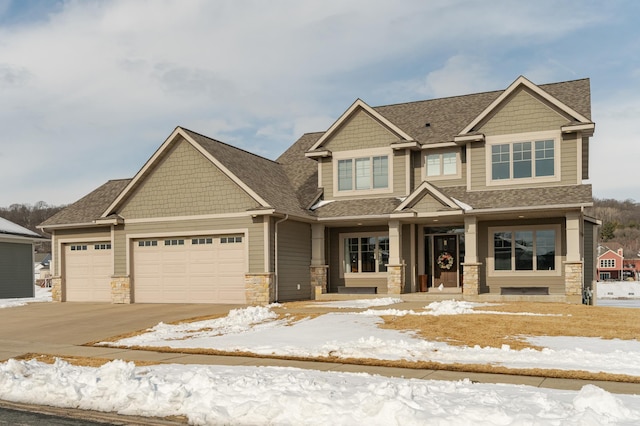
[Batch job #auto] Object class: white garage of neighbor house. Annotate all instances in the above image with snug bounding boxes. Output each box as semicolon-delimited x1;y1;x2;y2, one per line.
0;217;43;298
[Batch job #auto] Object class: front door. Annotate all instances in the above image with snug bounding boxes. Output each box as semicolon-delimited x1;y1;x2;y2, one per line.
433;235;458;288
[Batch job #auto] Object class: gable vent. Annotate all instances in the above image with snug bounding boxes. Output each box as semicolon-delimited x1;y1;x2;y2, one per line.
425;122;431;127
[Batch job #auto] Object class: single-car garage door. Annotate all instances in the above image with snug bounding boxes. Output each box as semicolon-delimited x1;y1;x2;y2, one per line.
65;243;112;302
133;235;246;303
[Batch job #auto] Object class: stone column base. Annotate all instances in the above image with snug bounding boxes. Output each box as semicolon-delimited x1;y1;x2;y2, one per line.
386;264;404;294
310;265;328;300
462;263;481;296
245;273;274;305
111;276;131;304
51;276;62;302
564;261;584;299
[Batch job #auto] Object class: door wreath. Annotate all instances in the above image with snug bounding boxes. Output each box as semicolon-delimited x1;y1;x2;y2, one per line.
437;252;454;270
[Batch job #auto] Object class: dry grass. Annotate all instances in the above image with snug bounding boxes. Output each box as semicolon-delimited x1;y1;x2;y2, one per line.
84;300;640;383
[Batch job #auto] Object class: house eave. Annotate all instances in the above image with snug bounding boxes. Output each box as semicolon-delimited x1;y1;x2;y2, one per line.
391;141;420;150
304;150;332;158
469;202;593;215
561;122;595;136
38;222;107;231
453;134;485;143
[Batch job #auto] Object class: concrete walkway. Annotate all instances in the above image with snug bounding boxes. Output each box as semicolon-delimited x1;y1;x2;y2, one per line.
1;301;639;398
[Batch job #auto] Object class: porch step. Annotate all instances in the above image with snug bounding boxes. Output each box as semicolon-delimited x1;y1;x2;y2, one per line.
337;286;377;294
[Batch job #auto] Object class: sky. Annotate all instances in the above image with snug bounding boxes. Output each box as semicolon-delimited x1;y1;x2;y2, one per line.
1;0;639;207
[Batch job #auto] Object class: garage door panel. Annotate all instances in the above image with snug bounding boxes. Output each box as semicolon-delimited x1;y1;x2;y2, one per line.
133;236;246;304
65;244;112;302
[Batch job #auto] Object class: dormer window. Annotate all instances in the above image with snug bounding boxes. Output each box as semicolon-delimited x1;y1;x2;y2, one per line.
486;131;560;186
426;152;457;177
334;148;392;195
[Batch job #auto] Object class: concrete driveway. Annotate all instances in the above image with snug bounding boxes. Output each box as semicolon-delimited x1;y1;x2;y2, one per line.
0;302;243;360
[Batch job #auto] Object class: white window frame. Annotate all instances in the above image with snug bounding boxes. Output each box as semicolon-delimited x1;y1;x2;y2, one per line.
599;258;616;268
485;130;561;187
339;231;389;278
488;224;561;277
333;148;393;197
423;149;461;181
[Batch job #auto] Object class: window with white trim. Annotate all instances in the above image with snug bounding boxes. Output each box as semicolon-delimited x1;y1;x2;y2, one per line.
70;245;87;251
94;243;111;250
426;152;457;177
490;226;559;274
337;155;388;191
599;258;616;268
221;236;243;244
342;233;389;275
192;238;213;245
138;240;158;247
487;131;559;185
164;239;184;246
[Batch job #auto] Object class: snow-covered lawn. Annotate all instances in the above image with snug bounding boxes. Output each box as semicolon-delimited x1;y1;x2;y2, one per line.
0;285;51;308
1;358;639;425
100;299;640;378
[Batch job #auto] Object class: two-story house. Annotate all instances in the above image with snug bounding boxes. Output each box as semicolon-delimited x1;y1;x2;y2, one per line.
39;76;599;304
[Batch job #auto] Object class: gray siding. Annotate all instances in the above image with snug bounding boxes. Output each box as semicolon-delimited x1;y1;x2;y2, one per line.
584;220;596;290
0;241;34;298
276;220;311;301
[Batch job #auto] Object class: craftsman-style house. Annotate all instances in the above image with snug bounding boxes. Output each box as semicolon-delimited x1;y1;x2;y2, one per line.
40;76;599;304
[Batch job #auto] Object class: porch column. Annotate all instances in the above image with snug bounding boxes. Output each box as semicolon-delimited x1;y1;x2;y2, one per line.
387;220;404;294
564;212;583;302
462;215;481;296
310;224;328;298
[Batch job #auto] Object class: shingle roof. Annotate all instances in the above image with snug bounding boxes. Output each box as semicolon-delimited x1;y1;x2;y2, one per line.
39;179;131;227
277;132;323;209
313;198;401;218
441;184;593;210
182;128;313;218
372;78;591;145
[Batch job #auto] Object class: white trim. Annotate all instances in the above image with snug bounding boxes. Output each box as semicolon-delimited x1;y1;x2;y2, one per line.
338;231;390;278
332;147;394;197
422;142;461;149
405;148;411;196
460;76;592;135
422;149;462;181
391;141;420;150
308;99;414;152
304;150;332;158
576;131;583;184
396;181;459;211
485;130;561;187
103;127;270;217
487;224;562;277
561;123;595;134
453;134;485;143
317;159;323;189
470;203;592;214
264;218;270;272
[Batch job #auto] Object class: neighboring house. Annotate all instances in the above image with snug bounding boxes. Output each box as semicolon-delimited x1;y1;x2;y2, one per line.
597;243;637;281
34;253;51;281
39;76;599;305
0;217;43;298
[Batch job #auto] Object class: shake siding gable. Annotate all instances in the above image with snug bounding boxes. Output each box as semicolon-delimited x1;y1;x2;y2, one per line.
321;109;401;152
412;194;450;213
120;139;257;219
477;88;570;136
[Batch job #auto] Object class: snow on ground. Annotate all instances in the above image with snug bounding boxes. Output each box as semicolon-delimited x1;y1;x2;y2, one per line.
101;300;640;377
312;297;403;308
0;285;51;308
1;358;639;426
597;298;640;308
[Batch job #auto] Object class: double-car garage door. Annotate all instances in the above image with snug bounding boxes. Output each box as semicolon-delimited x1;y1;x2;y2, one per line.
133;235;246;303
64;235;246;303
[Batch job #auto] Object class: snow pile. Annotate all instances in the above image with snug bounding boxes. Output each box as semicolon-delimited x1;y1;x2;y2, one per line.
598;281;640;299
313;297;402;309
0;285;52;308
1;358;639;426
102;303;640;377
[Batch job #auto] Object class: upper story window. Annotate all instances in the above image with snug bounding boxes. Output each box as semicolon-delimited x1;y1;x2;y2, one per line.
338;156;388;191
599;259;616;268
334;148;392;196
486;131;560;185
426;152;458;178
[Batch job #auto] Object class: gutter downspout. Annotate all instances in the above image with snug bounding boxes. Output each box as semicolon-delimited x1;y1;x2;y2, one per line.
274;214;289;302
